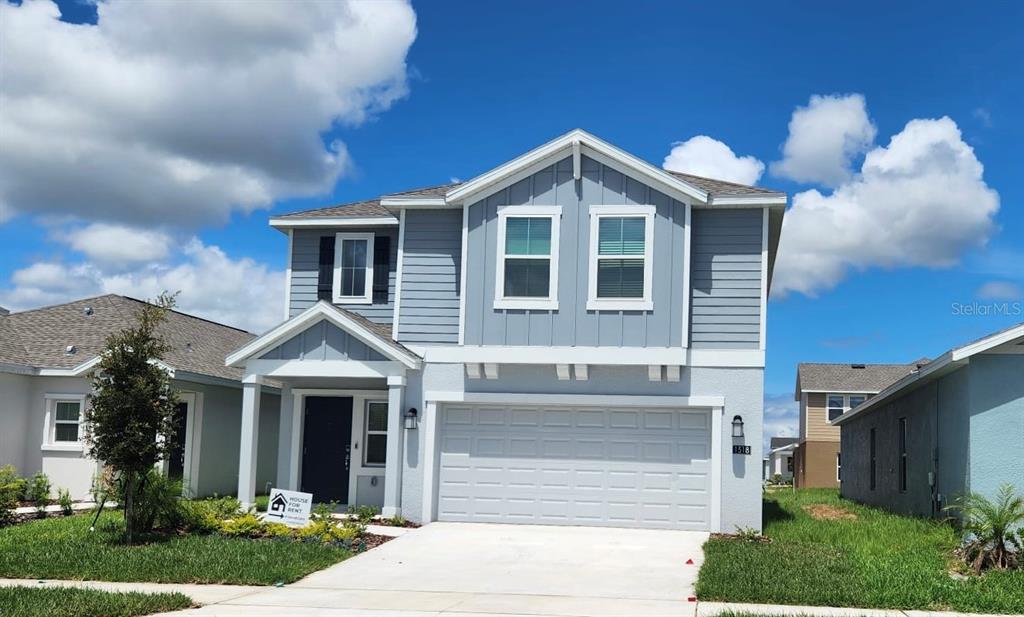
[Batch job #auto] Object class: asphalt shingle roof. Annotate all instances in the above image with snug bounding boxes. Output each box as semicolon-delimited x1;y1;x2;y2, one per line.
664;171;784;196
274;199;393;220
0;295;255;381
769;437;799;450
796;362;924;396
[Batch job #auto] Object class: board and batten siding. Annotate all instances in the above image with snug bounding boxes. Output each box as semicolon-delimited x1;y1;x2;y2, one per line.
463;155;686;347
259;320;388;362
396;209;462;344
689;209;763;349
289;227;398;325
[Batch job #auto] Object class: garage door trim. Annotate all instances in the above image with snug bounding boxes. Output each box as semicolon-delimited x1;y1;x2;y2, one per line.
421;391;724;531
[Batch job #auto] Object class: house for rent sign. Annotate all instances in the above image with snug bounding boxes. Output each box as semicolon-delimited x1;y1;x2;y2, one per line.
265;488;313;527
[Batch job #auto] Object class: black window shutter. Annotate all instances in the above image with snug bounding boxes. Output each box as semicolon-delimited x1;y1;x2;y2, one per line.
317;236;334;301
373;236;391;304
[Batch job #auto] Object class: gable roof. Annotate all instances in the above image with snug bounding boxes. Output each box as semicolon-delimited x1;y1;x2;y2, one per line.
270;129;785;225
0;295;255;382
833;323;1024;426
769;436;799;450
795;362;922;399
225;300;420;370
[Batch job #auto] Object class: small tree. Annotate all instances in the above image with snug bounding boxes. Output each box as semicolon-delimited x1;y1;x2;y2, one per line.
946;484;1024;573
86;292;180;543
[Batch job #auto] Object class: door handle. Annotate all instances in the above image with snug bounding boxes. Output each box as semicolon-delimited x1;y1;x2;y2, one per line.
345;445;351;471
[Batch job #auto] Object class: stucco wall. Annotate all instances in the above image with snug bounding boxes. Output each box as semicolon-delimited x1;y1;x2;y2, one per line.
0;372;31;471
196;385;279;497
968;354;1024;498
399;363;764;531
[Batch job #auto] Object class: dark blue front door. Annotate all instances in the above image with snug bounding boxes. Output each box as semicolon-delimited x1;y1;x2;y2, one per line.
301;396;353;504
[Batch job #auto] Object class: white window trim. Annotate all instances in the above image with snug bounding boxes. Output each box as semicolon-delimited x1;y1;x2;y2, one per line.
42;393;87;451
826;393;867;422
586;204;655;311
332;232;375;305
493;205;561;310
363;399;389;468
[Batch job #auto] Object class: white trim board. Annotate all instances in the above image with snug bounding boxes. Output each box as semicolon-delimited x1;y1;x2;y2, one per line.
391;208;407;341
270;216;399;230
410;345;764;368
226;301;421;369
424;391;725;408
245;359;404;380
284;228;293;321
333;232;375;305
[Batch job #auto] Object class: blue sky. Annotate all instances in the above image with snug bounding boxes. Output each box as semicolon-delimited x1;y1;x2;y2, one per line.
1;0;1021;442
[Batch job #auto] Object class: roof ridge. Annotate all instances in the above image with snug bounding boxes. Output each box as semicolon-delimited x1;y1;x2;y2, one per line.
3;293;121;318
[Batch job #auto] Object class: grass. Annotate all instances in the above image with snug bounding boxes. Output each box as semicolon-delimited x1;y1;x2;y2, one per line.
0;587;192;617
697;489;1024;614
254;494;268;512
0;512;351;585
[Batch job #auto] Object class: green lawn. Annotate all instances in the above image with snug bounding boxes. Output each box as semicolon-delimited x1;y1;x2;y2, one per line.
696;489;1024;614
0;512;351;585
0;587;192;617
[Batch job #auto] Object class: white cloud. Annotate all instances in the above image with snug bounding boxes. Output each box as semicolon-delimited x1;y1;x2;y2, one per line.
774;116;999;297
770;94;876;187
977;281;1022;301
0;0;417;227
64;224;173;266
763;394;799;452
0;240;284;334
662;135;765;185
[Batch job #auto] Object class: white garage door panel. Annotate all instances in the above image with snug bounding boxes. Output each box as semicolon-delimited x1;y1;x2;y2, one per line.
438;404;712;530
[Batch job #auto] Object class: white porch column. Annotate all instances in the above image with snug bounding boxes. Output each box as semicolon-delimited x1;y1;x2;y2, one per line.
382;375;405;517
275;385;293;490
238;378;262;509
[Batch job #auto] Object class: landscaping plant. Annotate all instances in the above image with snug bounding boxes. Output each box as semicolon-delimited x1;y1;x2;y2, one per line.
85;292;181;544
946;484;1024;573
0;466;20;527
26;472;51;517
346;503;379;525
57;489;74;516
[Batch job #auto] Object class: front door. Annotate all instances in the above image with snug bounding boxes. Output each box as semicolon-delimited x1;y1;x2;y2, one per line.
167;401;189;481
301;396;353;504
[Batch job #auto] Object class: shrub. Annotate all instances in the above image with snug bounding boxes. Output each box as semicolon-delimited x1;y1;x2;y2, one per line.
0;465;27;502
218;512;267;538
57;488;74;516
298;502;365;545
0;467;20;527
107;469;185;531
946;484;1024;573
346;504;379;525
254;494;269;512
26;472;51;516
385;514;409;527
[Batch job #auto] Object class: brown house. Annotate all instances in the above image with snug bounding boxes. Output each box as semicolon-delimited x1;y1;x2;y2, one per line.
793;362;922;488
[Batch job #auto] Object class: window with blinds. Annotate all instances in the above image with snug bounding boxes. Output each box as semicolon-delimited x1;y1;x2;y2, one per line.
494;206;561;310
596;217;646;298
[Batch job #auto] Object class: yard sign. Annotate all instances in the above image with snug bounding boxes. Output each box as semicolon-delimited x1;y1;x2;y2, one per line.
265;488;313;527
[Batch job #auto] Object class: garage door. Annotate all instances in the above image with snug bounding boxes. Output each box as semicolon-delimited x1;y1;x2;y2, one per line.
437;404;712;530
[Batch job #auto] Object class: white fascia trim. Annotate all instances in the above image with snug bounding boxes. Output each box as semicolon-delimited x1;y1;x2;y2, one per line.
952;324;1024;361
759;208;769;350
832;352;957;426
284;229;294;321
225;301;421;369
447;129;709;206
333;232;374;305
707;195;788;207
457;203;470;345
425;390;725;409
36;356;101;377
392;209;407;341
270;217;399;229
801;389;880;395
494;205;562;311
681;201;692;348
0;362;36;376
586;205;656;312
245;359;404;380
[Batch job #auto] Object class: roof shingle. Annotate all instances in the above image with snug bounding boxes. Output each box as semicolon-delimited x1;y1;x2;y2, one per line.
796;362;924;397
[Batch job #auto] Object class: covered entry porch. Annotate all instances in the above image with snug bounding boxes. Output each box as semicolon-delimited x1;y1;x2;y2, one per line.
225;302;421;515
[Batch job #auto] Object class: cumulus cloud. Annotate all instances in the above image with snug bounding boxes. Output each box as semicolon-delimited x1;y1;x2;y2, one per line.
774;116;999;297
977;281;1022;301
662;136;765;185
0;0;417;227
770;94;876;187
0;240;285;333
63;224;173;267
763;394;799;452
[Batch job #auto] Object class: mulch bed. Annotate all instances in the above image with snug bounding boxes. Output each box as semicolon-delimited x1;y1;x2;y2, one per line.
359;533;394;551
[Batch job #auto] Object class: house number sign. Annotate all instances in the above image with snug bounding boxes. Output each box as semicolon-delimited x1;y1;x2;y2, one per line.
732;445;752;455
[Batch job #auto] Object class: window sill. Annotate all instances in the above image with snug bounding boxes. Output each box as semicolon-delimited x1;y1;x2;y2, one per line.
493;298;559;311
333;296;373;305
41;443;84;452
586;300;653;312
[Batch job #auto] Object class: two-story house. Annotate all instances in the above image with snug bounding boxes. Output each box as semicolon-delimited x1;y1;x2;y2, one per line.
227;129;787;532
793;362;920;488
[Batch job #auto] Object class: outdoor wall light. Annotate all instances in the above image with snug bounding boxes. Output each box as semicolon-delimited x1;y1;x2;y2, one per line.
732;415;744;438
404;407;419;430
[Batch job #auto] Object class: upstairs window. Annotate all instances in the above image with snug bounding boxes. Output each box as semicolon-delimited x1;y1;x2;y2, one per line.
333;233;375;304
587;205;654;311
827;393;868;422
494;206;560;310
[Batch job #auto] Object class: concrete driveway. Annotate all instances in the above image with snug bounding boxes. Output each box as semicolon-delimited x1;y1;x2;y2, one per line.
176;522;708;616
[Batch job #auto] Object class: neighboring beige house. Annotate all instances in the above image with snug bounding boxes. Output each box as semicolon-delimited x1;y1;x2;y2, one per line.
0;295;281;499
793;362;921;488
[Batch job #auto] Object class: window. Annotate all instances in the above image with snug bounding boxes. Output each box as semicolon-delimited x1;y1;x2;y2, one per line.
43;395;86;448
869;427;876;490
898;417;908;492
332;233;375;304
364;401;388;466
827;393;869;422
836;452;842;482
787;456;794;473
494;206;560;310
587;205;655;311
